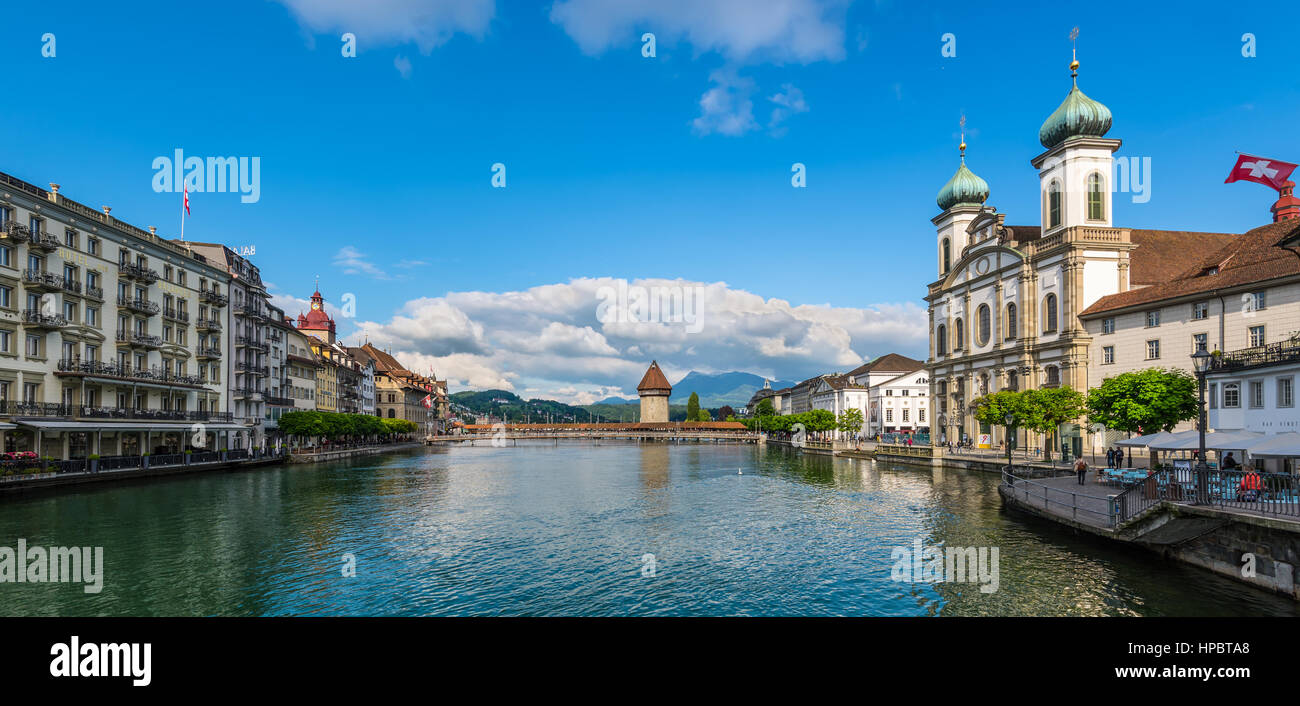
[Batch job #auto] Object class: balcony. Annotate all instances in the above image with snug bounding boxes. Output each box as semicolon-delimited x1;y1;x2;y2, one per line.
233;388;264;401
118;296;160;316
118;263;160;283
196;317;221;331
28;231;59;252
0;401;71;418
133;333;162;349
22;309;67;329
162;308;190;324
1;221;30;241
84;285;104;301
22;269;63;291
236;336;269;353
77;407;233;422
266;395;295;407
58;359;208;387
196;345;223;360
200;290;228;307
237;362;269;376
238;304;265;320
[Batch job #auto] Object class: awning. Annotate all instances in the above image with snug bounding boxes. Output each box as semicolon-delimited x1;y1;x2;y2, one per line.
1242;432;1300;458
0;423;16;430
1115;431;1187;448
1149;430;1264;451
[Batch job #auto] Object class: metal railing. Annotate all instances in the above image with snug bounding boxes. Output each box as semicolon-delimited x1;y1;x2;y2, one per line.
22;309;67;327
1001;469;1116;526
200;290;228;306
58;359;208;387
117;296;160;315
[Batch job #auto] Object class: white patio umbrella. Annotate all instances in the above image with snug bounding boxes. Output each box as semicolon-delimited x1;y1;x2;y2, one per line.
1114;430;1190;448
1241;432;1300;458
1149;430;1264;451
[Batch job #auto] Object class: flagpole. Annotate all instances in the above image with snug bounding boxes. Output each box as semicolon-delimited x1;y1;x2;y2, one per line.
179;186;186;243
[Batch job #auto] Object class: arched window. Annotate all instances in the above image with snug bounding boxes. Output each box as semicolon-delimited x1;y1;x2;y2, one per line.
954;318;965;351
1005;302;1018;340
1043;293;1058;333
1048;180;1061;229
976;304;991;346
979;373;989;395
936;324;947;355
1087;172;1105;220
387;408;395;418
1045;365;1061;387
1007;369;1019;391
942;238;951;274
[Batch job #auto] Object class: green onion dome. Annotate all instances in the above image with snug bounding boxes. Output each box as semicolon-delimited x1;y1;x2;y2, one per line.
1038;61;1112;148
936;150;990;211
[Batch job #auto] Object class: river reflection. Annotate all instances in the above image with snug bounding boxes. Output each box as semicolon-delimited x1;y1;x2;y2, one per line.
0;443;1294;616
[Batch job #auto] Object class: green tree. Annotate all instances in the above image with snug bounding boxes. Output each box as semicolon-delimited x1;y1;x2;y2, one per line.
1020;387;1087;462
754;399;776;417
686;392;700;421
837;407;865;436
971;390;1025;447
804;409;837;433
1086;368;1198;436
695;409;711;422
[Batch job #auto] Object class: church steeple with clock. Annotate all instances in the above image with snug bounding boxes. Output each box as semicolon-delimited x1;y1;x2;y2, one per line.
297;287;337;343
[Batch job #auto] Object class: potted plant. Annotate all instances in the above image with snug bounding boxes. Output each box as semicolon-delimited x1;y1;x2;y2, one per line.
88;453;100;473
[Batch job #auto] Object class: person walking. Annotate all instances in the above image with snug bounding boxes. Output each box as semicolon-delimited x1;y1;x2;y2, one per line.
1074;455;1088;485
1115;447;1125;469
1106;447;1115;469
1222;451;1239;470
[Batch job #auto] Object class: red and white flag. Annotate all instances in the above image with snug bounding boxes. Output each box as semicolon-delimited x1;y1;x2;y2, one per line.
183;184;191;215
1225;154;1298;191
421;394;432;408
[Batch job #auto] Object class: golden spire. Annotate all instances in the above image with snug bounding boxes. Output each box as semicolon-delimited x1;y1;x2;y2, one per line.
1069;27;1080;84
959;114;967;162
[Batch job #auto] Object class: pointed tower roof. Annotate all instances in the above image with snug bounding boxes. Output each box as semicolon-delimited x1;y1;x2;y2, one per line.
937;122;989;211
1039;33;1112;148
636;361;672;393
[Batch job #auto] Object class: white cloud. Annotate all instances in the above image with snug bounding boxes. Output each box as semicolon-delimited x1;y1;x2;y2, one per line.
394;55;413;78
767;83;809;134
276;0;495;53
550;0;849;64
333;246;390;279
338;277;927;403
692;69;757;136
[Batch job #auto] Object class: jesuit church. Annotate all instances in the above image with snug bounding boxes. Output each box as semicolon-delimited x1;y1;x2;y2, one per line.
925;50;1241;455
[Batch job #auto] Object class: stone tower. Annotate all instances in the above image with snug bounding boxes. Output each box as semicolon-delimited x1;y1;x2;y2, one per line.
637;361;672;423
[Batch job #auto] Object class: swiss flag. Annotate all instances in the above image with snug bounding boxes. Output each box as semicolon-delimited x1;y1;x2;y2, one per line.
183;184;191;215
1225;154;1298;191
421;394;432;408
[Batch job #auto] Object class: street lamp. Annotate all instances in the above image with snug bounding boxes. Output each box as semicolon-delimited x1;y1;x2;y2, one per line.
1004;412;1016;472
1191;348;1213;503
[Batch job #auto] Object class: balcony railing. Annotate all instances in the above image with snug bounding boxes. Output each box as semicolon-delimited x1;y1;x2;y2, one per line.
84;285;104;301
28;231;59;251
22;309;67;328
266;395;295;406
117;296;160;315
77;406;233;422
163;308;190;323
196;345;223;359
118;263;160;283
1;221;30;240
236;336;269;352
1210;339;1300;374
57;359;208;387
22;268;63;290
237;362;269;376
233;388;264;400
196;317;222;331
200;290;228;306
132;333;162;348
0;401;72;417
239;305;264;319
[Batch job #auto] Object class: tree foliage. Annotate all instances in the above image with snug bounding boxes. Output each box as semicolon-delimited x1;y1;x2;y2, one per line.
686;392;700;421
837;407;865;435
278;411;415;441
1086;368;1198;436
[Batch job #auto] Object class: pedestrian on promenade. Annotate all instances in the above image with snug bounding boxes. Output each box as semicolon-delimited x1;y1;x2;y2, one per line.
1074;456;1088;485
1222;451;1239;470
1106;447;1115;468
1115;447;1125;469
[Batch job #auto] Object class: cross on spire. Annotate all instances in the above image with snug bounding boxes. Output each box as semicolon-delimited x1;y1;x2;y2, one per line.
1069;26;1080;83
959;114;967;160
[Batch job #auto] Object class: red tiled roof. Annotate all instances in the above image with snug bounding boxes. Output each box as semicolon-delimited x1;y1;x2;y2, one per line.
848;353;924;377
636;361;672;392
1127;229;1239;286
1081;220;1300;316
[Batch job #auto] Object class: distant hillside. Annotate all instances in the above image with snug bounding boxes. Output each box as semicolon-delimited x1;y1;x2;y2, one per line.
669;371;797;408
450;389;695;423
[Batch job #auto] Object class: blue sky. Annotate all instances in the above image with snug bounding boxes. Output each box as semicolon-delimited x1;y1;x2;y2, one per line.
2;0;1297;402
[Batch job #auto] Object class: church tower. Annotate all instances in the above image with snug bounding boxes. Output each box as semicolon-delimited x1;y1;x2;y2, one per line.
296;289;337;343
637;361;672;423
934;118;990;279
1031;30;1119;234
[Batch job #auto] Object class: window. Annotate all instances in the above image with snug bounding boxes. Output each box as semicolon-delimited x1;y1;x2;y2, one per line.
1249;291;1266;312
1193;333;1207;353
954;318;964;350
1043;294;1058;333
1103;345;1114;364
936;324;947;355
1087;172;1105;220
886;390;893;397
1005;302;1017;340
1146;310;1160;328
62;302;76;323
64;229;77;249
1250;381;1264;409
1007;370;1019;391
885;409;893;422
1223;383;1240;408
1146;340;1160;360
1044;366;1061;387
1279;377;1294;408
1210;383;1217;409
88;238;99;256
976;304;990;346
1048;180;1061;228
26;334;41;358
919;408;926;423
0;245;10;268
942;238;951;274
0;330;9;353
1192;302;1208;320
0;285;9;309
1250;325;1265;347
1102;317;1115;334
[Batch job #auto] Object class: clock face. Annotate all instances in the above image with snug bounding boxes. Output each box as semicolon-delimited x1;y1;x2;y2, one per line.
311;302;320;310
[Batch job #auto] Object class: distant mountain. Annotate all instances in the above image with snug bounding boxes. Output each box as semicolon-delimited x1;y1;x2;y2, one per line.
669;371;798;408
595;396;638;405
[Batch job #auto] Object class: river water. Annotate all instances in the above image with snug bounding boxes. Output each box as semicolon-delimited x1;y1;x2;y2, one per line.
1;442;1295;616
